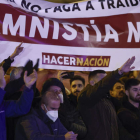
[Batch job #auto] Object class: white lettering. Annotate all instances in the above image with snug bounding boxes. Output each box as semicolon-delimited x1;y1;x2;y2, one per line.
51;56;57;64
57;56;63;64
64;57;69;65
127;22;140;42
70;57;76;65
62;23;77;40
91;25;101;41
3;14;26;36
52;20;59;39
43;55;50;63
29;16;49;38
104;24;119;42
76;24;89;41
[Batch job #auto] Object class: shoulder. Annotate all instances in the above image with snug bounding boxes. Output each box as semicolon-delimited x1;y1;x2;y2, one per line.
117;107;138;119
18;109;38;123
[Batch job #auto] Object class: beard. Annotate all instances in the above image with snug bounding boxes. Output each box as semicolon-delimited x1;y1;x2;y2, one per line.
73;90;80;96
130;94;140;102
118;91;125;97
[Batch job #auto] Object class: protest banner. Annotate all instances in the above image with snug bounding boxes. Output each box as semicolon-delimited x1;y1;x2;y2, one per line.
0;0;140;71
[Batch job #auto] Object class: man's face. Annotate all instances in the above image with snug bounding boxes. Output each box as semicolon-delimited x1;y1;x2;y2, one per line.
126;84;140;103
110;82;125;99
90;73;107;86
42;88;61;113
48;86;62;95
70;80;85;96
47;99;60;111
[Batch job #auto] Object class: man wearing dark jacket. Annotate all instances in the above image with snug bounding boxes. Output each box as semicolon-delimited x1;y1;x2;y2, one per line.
15;79;78;140
68;75;85;108
38;78;87;140
78;56;136;140
4;59;40;140
57;72;85;108
118;78;140;139
0;67;37;140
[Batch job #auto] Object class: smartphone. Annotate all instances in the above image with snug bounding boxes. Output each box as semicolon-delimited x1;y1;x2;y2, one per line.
61;72;74;79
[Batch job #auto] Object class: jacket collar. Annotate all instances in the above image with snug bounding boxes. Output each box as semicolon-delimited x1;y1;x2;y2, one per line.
69;94;77;103
123;101;140;113
31;107;53;124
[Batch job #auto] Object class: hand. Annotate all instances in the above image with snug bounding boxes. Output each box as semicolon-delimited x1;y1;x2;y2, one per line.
10;42;24;60
21;60;33;78
65;131;78;140
0;67;6;89
33;59;40;72
118;56;135;75
57;71;68;81
24;69;37;89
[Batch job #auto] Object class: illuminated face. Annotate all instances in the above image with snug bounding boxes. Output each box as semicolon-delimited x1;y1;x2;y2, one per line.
42;87;61;113
48;86;62;95
90;73;107;86
126;84;140;103
70;80;85;96
47;99;60;111
110;82;125;99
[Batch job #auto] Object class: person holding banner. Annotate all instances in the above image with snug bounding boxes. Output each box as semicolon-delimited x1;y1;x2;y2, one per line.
77;56;136;140
0;67;37;140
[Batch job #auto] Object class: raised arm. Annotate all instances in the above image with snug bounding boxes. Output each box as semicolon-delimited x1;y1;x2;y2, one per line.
0;42;23;73
4;77;24;100
79;56;135;106
4;59;39;99
4;69;37;117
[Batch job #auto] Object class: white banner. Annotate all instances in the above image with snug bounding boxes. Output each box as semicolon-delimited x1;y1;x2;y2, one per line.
0;0;140;71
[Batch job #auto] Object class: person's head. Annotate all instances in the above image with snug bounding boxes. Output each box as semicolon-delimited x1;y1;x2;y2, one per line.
110;80;125;99
41;78;65;104
41;91;60;113
41;90;60;122
88;70;106;86
10;67;23;81
40;78;66;122
125;78;140;103
70;75;85;96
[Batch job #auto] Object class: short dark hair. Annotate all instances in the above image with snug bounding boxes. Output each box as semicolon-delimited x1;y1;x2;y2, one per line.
125;78;140;90
88;70;106;82
41;90;60;106
41;78;65;95
70;75;85;86
110;80;124;91
34;78;66;108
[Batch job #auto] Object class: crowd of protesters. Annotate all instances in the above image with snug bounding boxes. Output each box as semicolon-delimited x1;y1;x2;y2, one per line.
0;43;140;140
